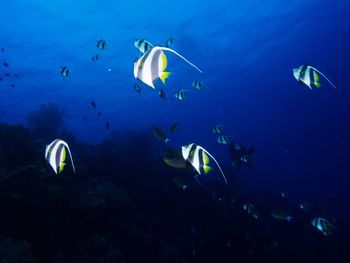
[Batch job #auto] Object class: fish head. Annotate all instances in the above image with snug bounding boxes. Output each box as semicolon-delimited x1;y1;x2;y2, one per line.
181;144;193;160
293;66;302;80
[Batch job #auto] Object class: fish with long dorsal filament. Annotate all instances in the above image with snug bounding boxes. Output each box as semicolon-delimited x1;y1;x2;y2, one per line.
45;139;76;174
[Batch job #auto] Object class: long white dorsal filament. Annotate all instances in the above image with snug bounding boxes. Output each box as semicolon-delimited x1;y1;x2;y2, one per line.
160;47;203;73
61;141;76;173
310;66;338;90
201;146;228;184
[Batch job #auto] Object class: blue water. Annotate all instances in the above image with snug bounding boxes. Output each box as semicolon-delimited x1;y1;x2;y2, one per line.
1;0;350;261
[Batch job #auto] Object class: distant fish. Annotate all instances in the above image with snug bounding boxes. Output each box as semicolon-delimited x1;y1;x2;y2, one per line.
97;112;102;116
182;143;227;184
59;66;70;77
96;39;108;50
92;54;100;61
281;191;288;199
173;177;188;191
270;209;293;222
168;123;179;133
243;203;260;220
165;37;174;48
293;65;337;90
175;89;187;100
10;84;15;88
1;48;4;54
91;101;96;108
5;73;11;77
105;121;110;130
0;77;3;81
14;73;18;77
153;128;169;143
212;125;224;134
3;62;9;67
299;202;311;212
163;149;188;168
134;39;153;54
159;89;166;100
134;84;141;94
311;218;339;236
192;80;206;90
82;117;88;121
134;46;202;89
45;139;76;174
217;135;230;144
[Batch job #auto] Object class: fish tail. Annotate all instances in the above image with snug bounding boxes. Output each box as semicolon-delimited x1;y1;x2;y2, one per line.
310;66;338;90
203;165;212;174
160;71;171;85
202;148;228;184
160;47;203;73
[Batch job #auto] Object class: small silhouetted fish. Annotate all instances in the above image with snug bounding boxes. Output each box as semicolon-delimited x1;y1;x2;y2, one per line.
82;117;87;121
0;77;3;81
1;48;4;54
14;73;18;77
97;112;102;116
91;101;96;108
105;121;110;130
0;110;6;114
5;73;11;77
3;62;9;67
11;84;15;88
92;54;99;61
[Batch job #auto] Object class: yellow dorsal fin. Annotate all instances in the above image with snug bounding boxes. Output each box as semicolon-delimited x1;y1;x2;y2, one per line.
59;147;67;173
203;151;210;165
313;70;321;88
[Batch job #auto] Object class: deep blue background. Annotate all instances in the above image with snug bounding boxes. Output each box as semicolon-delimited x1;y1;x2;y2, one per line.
1;0;350;259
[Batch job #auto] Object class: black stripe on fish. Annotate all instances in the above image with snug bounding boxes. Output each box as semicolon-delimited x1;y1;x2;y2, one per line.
46;139;59;160
150;49;162;86
299;65;308;81
187;144;197;165
198;149;205;174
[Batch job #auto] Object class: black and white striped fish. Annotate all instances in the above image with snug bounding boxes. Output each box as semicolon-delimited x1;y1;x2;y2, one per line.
243;203;260;220
134;46;202;89
134;39;154;54
192;80;206;90
311;218;338;236
96;39;108;50
212;125;224;134
134;84;141;94
165;37;174;48
92;54;99;61
293;65;337;90
217;135;230;144
59;66;70;77
175;90;187;100
159;89;166;100
181;143;227;184
45;139;76;174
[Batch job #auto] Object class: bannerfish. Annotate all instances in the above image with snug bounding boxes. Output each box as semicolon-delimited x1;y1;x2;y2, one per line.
59;66;70;77
217;135;230;144
105;121;110;130
96;39;108;50
152;128;169;143
134;46;202;89
3;62;9;67
165;37;174;48
45;139;76;174
299;202;311;212
293;65;337;90
159;89;166;100
192;80;206;90
92;54;99;61
281;191;288;199
169;123;179;133
91;101;96;108
173;177;188;190
134;39;153;54
311;218;338;236
181;143;227;184
212;125;224;134
270;209;293;222
243;203;260;220
135;84;141;94
175;90;187;100
163;149;188;169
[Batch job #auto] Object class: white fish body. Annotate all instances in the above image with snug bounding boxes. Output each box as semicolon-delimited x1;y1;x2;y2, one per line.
45;139;76;174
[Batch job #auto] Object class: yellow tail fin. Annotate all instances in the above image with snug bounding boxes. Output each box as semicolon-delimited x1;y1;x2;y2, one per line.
160;72;171;85
203;165;212;174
